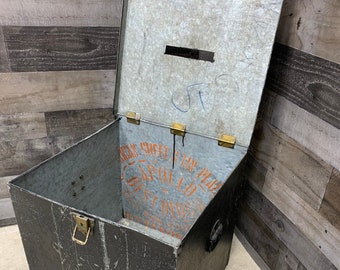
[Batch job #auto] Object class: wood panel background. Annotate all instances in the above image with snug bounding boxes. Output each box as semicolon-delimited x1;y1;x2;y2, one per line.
0;0;121;225
0;0;339;269
237;0;340;268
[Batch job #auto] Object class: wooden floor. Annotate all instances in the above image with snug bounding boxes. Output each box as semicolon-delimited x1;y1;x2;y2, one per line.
0;225;260;270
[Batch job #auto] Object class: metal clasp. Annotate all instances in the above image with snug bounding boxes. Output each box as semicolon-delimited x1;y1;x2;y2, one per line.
170;122;186;137
71;213;94;246
218;134;236;149
126;111;141;125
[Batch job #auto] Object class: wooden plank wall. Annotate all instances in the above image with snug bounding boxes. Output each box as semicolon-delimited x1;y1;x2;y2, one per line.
0;0;122;225
1;1;339;269
237;0;340;269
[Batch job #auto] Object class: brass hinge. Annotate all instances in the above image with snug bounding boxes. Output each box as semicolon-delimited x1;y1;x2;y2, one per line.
71;212;95;246
218;134;236;149
126;111;141;125
170;122;186;137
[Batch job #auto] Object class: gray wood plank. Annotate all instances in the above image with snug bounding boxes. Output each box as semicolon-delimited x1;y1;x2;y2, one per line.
0;110;115;178
243;155;267;191
237;195;307;270
45;108;115;142
0;176;18;200
0;0;123;27
0;138;53;177
270;95;340;172
0;113;47;141
3;26;119;72
249;120;332;210
244;183;337;270
0;70;116;114
266;42;340;130
262;171;340;269
0;198;16;227
320;169;340;231
234;227;270;270
0;27;10;72
276;0;340;64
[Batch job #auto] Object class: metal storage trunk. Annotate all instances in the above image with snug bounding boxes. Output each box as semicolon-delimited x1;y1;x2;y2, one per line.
9;0;283;269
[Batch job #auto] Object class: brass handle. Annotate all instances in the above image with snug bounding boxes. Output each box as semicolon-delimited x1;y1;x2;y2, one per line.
71;212;94;246
72;223;91;246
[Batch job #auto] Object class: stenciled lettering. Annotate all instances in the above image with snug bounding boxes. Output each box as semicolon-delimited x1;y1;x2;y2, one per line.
180;154;198;173
140;142;169;160
197;168;222;194
120;144;138;162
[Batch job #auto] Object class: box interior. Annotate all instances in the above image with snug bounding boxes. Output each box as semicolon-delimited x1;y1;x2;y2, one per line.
11;120;247;241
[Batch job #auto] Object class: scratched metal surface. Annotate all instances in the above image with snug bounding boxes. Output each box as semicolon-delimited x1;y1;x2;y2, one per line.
116;0;283;147
10;186;178;269
119;119;247;239
9;120;246;269
11;121;122;221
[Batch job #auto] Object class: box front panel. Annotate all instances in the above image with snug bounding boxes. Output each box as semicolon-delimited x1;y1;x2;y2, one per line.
11;185;178;269
119;120;247;239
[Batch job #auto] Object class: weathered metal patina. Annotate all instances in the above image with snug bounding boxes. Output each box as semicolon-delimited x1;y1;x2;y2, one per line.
10;0;283;269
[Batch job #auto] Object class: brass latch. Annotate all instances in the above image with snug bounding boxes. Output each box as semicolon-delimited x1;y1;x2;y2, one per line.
126;111;141;125
218;134;236;149
170;122;186;137
71;213;94;246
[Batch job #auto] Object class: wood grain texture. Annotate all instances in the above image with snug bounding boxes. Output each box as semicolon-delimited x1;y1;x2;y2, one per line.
0;0;123;27
270;96;340;172
45;108;115;142
0;109;117;177
266;43;340;130
320;169;340;231
244;183;337;270
3;26;119;72
0;113;46;141
0;70;116;114
234;228;271;270
0;176;17;200
0;27;10;72
276;0;340;64
237;197;307;270
244;155;267;191
0;138;53;177
249;121;332;210
262;171;340;269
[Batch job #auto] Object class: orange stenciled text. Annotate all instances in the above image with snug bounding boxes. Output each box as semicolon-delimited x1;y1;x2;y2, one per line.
197;168;222;194
180;154;198;173
120;144;138;162
140;142;169;160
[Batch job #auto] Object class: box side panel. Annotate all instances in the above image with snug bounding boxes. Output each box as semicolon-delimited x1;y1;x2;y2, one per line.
11;121;122;221
177;160;245;270
123;226;177;270
10;186;68;269
119;120;247;239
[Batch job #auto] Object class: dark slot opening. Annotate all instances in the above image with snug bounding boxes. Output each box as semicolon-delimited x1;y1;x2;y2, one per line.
165;45;215;63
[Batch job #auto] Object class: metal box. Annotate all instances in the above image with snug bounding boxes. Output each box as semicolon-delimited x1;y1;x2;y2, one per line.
10;0;283;269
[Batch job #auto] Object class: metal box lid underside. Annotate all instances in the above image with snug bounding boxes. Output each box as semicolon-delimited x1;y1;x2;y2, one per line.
115;0;283;147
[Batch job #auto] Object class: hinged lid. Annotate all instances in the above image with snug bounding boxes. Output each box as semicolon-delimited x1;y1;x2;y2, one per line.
115;0;283;147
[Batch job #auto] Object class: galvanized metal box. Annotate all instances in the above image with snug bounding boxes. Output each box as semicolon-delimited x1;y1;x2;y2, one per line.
10;0;283;269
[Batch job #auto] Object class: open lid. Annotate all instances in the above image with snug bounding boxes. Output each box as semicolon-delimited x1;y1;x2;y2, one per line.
115;0;283;147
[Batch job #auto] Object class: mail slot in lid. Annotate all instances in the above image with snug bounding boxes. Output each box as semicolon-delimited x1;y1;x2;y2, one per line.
115;0;281;147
